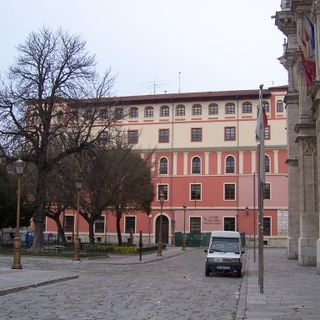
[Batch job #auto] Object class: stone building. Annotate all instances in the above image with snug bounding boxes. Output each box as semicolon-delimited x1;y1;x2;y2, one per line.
275;0;320;271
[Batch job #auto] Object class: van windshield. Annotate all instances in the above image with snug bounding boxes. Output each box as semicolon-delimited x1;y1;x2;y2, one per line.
209;237;240;253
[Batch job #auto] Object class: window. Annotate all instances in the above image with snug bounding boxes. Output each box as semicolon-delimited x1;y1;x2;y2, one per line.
190;184;201;200
125;216;136;234
264;126;270;140
64;216;74;232
128;130;138;144
225;103;235;114
158;184;168;200
56;111;64;123
265;155;270;173
224;217;236;231
262;101;269;113
208;103;218;115
160;105;169;117
276;100;284;113
192;104;202;116
99;109;109;120
98;131;110;146
242;102;252;113
176;104;185;116
263;217;271;236
145;106;154;118
191;128;202;142
263;183;271;200
159;158;168;174
159;129;169;143
190;217;201;233
224;127;236;141
192;157;201;174
95;217;105;233
129;107;139;118
84;110;93;121
224;183;236;200
115;108;123;120
226;156;235;173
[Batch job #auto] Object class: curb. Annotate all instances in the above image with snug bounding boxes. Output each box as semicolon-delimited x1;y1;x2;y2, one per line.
105;248;196;265
233;250;250;320
0;274;79;297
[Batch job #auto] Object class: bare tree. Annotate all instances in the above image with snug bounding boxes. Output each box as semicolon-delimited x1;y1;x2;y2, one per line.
0;27;117;251
71;140;154;246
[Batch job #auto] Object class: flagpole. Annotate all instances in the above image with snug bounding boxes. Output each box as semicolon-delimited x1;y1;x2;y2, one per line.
258;84;264;294
253;172;256;263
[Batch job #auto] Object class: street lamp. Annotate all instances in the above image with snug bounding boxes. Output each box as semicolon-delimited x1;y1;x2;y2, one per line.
73;178;82;261
182;205;187;251
12;159;25;269
157;193;165;256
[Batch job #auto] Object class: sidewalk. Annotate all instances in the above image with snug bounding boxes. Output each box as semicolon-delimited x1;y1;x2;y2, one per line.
0;246;187;296
235;248;320;320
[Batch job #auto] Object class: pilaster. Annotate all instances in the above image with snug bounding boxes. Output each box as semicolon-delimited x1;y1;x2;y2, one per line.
285;91;300;259
296;134;318;265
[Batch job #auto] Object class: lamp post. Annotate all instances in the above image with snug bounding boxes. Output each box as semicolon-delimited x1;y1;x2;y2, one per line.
148;213;152;247
73;178;82;261
157;193;165;256
182;205;187;251
12;159;25;269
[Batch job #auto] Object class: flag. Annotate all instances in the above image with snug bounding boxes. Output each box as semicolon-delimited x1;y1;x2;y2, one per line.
299;15;316;86
255;104;267;144
300;49;316;86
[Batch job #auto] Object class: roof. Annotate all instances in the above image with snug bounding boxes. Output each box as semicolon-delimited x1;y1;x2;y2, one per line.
79;85;288;107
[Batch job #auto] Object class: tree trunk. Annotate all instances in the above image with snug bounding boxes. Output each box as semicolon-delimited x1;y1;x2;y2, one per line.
88;220;95;245
55;217;67;245
116;214;122;246
31;168;48;252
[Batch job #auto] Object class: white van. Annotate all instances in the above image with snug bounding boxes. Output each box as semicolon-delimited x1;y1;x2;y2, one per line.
204;231;244;277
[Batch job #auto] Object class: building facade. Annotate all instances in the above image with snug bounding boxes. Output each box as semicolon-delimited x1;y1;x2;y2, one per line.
45;87;288;246
276;0;320;271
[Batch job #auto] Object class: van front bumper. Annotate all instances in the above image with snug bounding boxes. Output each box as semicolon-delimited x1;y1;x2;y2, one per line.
206;260;242;274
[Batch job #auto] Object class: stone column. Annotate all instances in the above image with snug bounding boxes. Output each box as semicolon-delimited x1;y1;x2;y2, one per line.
285;91;300;259
296;135;318;266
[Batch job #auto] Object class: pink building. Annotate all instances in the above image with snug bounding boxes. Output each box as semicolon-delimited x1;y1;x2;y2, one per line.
45;86;288;246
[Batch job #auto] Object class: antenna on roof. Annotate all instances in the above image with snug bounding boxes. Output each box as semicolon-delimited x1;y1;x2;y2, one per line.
178;72;181;93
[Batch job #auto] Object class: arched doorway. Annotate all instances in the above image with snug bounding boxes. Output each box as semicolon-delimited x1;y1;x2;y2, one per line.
155;215;169;244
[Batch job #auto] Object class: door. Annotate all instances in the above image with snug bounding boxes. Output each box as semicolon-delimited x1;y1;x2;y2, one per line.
155;215;169;244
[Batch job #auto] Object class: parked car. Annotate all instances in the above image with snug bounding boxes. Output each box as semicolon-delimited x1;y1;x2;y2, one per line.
204;231;244;277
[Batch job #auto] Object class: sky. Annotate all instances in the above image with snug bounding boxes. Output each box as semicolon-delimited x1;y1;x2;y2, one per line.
0;0;287;97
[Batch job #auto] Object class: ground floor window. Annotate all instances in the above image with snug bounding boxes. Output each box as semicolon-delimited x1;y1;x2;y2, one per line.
224;217;236;231
263;217;271;236
64;216;74;232
95;217;105;233
125;216;136;234
190;217;201;233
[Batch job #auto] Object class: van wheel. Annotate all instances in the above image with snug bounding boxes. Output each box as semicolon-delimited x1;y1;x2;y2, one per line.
237;270;242;278
205;268;210;276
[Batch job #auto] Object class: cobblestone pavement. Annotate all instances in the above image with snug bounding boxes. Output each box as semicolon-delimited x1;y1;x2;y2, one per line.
0;249;243;320
239;248;320;320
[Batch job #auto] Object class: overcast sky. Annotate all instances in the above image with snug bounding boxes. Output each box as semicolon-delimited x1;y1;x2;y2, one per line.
0;0;287;96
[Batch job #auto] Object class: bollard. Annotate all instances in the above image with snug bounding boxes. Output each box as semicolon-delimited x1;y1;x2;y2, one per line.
139;231;143;261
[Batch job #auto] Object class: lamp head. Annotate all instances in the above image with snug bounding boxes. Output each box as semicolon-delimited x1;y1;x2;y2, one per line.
75;177;83;191
15;159;25;176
